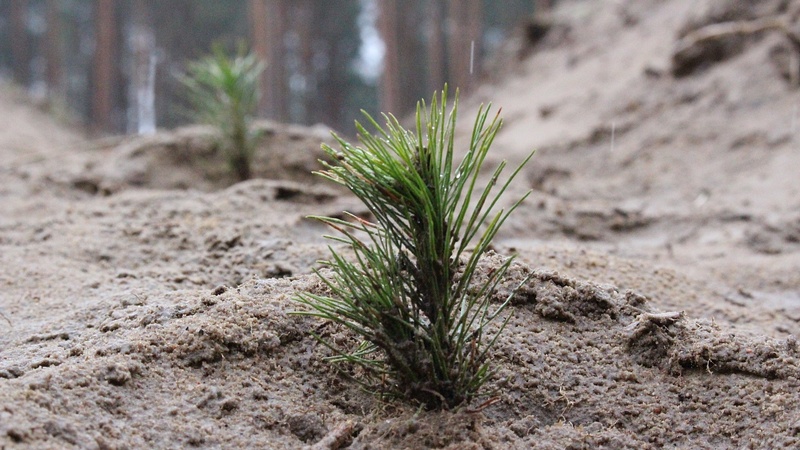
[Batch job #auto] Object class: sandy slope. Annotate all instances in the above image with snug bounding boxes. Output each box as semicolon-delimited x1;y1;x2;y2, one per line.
1;0;799;448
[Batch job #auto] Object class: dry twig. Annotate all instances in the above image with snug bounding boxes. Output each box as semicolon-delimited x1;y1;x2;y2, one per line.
305;420;359;450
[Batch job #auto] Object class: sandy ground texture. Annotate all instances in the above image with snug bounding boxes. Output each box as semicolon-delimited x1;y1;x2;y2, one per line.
2;0;800;448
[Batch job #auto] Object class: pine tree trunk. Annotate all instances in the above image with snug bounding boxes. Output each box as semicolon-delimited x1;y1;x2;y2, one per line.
467;0;482;86
273;1;289;122
250;0;269;117
378;0;401;114
10;0;30;86
295;0;315;123
397;0;428;111
427;0;446;94
250;0;288;121
45;0;62;99
92;0;116;131
446;0;482;93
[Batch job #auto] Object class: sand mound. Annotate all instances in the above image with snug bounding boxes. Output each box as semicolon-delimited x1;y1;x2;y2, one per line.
67;121;336;194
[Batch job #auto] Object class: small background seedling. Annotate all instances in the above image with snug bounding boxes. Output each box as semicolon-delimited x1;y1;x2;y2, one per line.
179;42;264;182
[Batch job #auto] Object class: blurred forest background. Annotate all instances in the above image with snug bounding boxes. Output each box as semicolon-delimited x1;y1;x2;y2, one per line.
0;0;548;136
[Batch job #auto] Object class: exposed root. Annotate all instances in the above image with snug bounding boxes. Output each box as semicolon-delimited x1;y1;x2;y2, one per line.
305;420;360;450
625;310;685;341
676;16;787;54
672;16;798;78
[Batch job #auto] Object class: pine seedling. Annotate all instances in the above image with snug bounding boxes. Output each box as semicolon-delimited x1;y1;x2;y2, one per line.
179;42;264;181
295;87;533;409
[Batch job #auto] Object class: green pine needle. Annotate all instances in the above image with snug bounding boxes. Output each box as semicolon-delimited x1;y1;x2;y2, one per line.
294;86;533;409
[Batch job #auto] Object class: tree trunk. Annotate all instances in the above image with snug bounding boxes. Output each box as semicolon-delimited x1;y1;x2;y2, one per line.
250;0;269;117
10;0;30;86
308;1;360;132
295;0;315;123
467;0;482;84
397;1;428;110
378;0;401;114
446;0;482;93
92;0;116;131
250;0;288;121
45;0;63;99
427;0;446;94
272;1;289;122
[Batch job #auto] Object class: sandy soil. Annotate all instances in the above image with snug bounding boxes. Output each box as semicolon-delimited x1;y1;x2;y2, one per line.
2;0;799;448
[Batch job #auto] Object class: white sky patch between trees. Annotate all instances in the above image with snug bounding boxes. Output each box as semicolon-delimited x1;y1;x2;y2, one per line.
354;0;384;83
